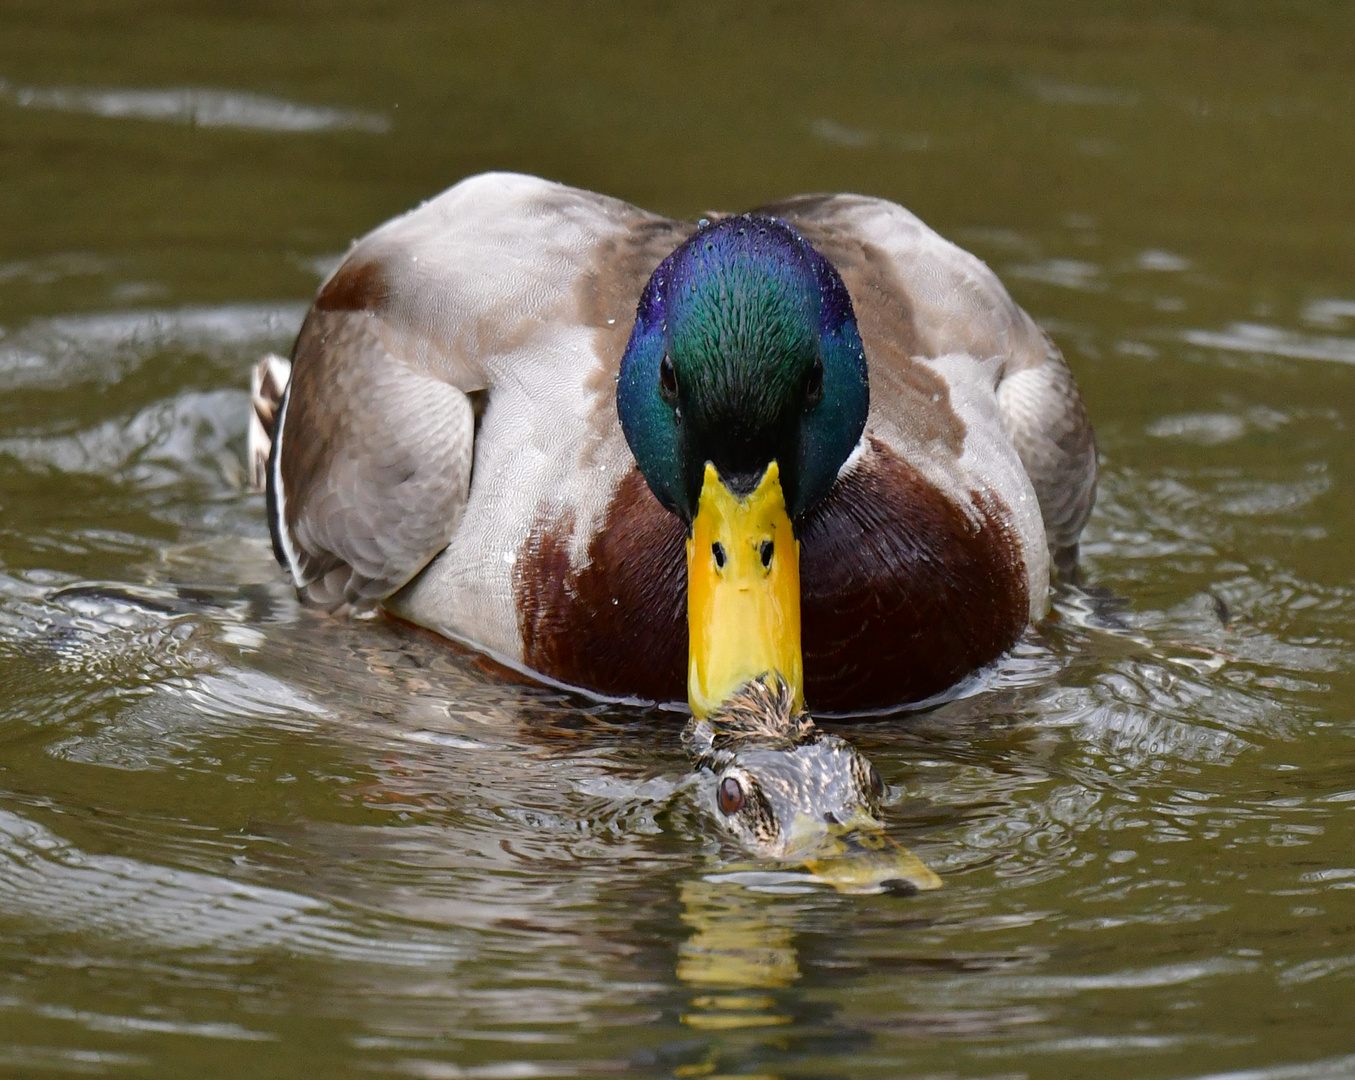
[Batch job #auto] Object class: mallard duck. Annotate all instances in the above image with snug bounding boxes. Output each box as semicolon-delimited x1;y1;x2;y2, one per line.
249;172;1095;716
685;679;941;894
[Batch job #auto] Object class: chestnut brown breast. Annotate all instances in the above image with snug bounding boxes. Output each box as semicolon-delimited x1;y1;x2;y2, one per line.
513;440;1029;713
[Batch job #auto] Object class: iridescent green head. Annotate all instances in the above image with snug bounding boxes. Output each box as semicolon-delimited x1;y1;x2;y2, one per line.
617;214;869;523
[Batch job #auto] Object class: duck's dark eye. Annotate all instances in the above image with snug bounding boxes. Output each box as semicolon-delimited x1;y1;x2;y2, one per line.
868;765;884;798
806;358;824;406
659;353;679;403
717;776;746;815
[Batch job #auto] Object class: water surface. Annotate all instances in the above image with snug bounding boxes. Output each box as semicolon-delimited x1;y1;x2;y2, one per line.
2;4;1355;1077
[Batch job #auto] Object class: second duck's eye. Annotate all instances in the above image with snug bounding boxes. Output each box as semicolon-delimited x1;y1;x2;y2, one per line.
868;765;884;798
805;358;824;406
717;776;746;815
659;354;679;403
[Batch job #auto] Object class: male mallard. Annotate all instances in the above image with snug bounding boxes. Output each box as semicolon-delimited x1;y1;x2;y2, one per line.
250;172;1095;716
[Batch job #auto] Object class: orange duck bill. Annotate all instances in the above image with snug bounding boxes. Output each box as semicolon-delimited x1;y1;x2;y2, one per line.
686;461;804;718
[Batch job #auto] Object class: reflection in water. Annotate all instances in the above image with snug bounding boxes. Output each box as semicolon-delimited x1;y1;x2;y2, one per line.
0;304;306;389
1182;322;1355;366
0;805;454;963
0;80;391;134
677;877;797;1031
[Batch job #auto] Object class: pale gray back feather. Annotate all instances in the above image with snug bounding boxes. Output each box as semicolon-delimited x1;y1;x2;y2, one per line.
996;339;1098;566
271;173;668;634
276;311;474;611
761;193;1097;567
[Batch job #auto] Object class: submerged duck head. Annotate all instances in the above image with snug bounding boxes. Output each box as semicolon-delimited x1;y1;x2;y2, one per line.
685;679;941;894
617;216;869;716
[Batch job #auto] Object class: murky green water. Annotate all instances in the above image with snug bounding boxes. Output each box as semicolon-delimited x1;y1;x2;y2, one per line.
2;3;1354;1076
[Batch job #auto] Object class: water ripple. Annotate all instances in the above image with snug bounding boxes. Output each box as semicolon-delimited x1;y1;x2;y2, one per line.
1187;1052;1355;1080
0;79;390;133
0;807;457;963
0;303;306;388
0;388;249;493
1183;323;1355;366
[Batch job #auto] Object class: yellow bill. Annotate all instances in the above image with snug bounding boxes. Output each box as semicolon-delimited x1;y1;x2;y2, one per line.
686;461;803;718
797;812;944;895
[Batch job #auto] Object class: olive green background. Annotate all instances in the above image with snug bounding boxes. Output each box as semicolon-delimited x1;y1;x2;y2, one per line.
1;3;1354;1077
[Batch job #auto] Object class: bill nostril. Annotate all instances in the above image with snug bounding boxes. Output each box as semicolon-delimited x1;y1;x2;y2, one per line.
823;811;839;825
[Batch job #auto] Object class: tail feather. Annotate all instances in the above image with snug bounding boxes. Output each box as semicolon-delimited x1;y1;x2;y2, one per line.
248;354;292;492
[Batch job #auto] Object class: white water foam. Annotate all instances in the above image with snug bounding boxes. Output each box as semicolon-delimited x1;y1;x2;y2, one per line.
0;80;390;134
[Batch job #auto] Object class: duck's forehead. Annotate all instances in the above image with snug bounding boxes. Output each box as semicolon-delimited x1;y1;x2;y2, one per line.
672;216;813;274
650;218;817;317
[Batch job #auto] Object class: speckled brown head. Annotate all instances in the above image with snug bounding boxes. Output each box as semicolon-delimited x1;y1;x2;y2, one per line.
684;679;882;854
683;678;942;893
